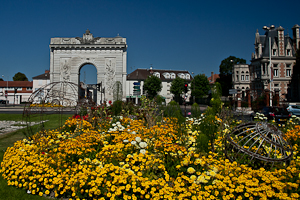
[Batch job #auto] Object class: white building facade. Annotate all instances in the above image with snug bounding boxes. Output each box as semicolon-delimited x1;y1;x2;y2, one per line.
126;68;192;104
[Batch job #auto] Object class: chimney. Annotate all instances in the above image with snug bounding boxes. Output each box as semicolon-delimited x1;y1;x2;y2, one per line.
45;70;50;73
292;24;300;50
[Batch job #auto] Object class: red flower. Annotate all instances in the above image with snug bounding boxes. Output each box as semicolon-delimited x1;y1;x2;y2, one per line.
41;152;45;155
109;100;112;105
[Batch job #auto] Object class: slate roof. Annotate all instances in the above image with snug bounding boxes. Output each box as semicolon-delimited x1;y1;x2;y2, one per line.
256;26;296;58
127;68;193;81
0;81;33;87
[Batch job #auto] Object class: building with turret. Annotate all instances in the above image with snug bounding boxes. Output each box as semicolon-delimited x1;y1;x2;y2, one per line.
249;24;300;102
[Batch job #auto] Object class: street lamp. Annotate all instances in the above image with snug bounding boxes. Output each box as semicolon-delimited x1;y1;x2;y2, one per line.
2;75;8;105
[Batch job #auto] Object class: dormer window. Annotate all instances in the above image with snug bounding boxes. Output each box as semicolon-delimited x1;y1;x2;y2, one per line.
163;73;170;79
272;49;277;56
178;73;185;79
186;74;190;79
153;72;160;78
171;73;176;79
287;49;291;56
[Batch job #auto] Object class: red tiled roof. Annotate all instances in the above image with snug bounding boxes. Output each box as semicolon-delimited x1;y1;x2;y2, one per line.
32;70;50;80
208;74;220;84
0;81;33;87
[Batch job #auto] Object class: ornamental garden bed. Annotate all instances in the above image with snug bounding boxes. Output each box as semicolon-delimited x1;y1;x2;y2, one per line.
1;105;300;200
1;86;300;200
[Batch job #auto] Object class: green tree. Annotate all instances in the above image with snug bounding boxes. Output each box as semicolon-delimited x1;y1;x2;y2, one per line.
216;56;246;96
191;74;210;102
289;48;300;101
143;75;162;99
0;78;3;81
170;77;185;103
13;72;28;81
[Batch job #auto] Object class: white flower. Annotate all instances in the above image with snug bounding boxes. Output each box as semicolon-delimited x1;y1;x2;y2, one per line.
27;190;31;194
140;149;146;155
131;141;137;145
139;142;147;148
123;140;129;143
112;123;116;126
135;137;142;143
131;131;136;134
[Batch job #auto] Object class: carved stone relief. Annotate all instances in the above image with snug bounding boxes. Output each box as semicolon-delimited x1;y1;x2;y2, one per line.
60;58;71;82
105;58;116;95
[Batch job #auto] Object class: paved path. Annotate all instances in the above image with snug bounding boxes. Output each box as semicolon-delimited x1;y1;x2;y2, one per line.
0;120;47;135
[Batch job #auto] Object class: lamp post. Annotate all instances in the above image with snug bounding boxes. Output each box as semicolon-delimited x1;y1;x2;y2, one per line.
230;60;236;111
2;75;8;105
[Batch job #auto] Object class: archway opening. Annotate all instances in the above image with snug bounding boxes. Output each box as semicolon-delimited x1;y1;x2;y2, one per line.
79;64;97;103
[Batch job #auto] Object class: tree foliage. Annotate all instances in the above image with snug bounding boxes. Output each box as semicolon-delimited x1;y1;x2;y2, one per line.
13;72;28;81
217;56;246;96
170;77;185;103
289;48;300;101
191;74;210;100
143;75;162;99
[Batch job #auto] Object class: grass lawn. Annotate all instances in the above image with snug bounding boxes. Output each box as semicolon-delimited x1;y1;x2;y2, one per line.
0;113;72;200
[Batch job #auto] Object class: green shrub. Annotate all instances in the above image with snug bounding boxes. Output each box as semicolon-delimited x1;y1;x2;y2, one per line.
162;101;185;124
191;103;202;118
112;100;123;116
155;95;165;105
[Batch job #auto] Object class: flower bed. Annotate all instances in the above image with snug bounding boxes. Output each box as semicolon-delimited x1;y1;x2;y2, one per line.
1;115;300;200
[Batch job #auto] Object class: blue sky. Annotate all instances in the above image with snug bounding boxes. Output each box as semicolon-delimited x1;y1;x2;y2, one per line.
1;0;299;84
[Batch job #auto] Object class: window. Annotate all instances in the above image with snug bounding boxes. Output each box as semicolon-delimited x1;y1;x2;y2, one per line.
236;75;239;81
245;75;249;81
163;73;170;79
286;69;291;77
287;49;291;56
171;73;175;79
272;49;277;56
263;64;266;75
153;72;160;78
186;74;190;79
26;87;32;91
241;75;245;81
274;69;278;77
286;64;291;68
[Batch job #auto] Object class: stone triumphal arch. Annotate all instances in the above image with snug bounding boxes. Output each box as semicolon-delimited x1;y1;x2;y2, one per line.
49;30;127;104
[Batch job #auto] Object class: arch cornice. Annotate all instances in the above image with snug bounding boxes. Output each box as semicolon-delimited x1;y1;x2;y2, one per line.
49;44;127;51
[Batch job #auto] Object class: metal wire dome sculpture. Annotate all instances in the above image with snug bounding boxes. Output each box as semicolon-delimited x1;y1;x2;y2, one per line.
225;122;293;168
23;81;96;136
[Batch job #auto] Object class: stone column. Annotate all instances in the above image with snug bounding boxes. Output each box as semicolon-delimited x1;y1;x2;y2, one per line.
274;89;280;106
237;89;242;109
265;89;270;107
246;89;251;109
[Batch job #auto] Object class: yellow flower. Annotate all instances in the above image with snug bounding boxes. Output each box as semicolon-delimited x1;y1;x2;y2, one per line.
187;167;196;174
